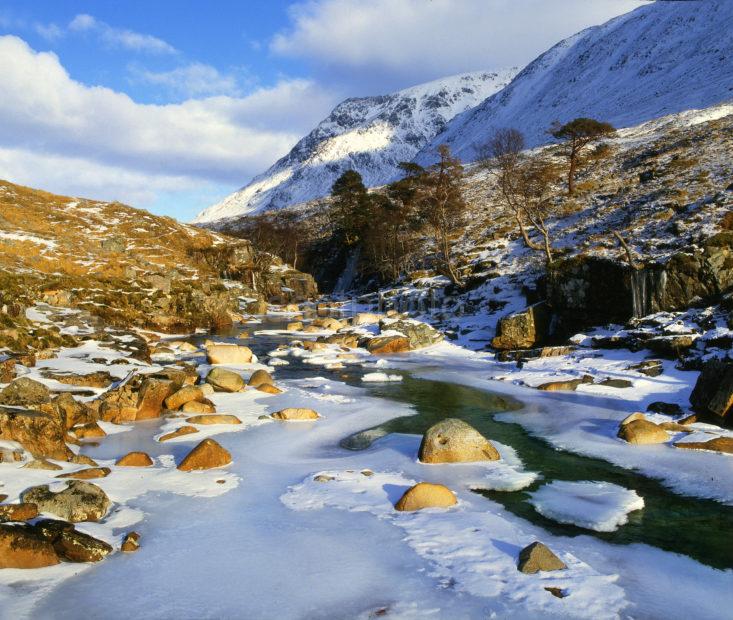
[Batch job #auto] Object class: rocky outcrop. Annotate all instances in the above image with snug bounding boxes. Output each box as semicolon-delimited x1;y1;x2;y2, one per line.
22;481;110;522
0;377;50;407
394;483;457;511
492;303;550;350
0;406;74;460
419;419;499;463
690;359;733;424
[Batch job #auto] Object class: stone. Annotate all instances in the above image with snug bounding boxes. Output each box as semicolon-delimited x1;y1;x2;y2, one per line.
181;400;216;414
136;377;174;420
159;425;199;442
35;520;112;563
536;377;590;391
248;369;274;388
0;406;74;460
115;451;154;467
177;438;232;471
324;333;359;348
257;384;282;395
72;422;106;439
689;359;733;423
270;407;319;421
23;458;63;471
245;299;268;315
302;340;327;351
628;360;664;377
206;367;245;393
419;418;499;463
206;343;253;365
0;357;16;383
186;414;241;425
617;419;669;444
56;467;111;480
492;303;550;350
0;524;60;568
647;335;698;358
70;454;99;467
620;412;646;426
313;474;335;483
647;402;684;416
379;319;443;350
352;313;382;326
394;483;457;512
599;378;633;389
658;422;691;432
674;437;733;454
21;480;110;522
367;335;410;355
0;503;39;522
164;386;204;411
121;531;141;552
287;321;304;331
517;542;567;574
0;377;51;407
313;317;344;330
49;393;95;429
41;371;113;389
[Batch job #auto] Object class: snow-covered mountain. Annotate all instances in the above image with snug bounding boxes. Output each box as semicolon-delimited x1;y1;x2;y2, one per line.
417;0;733;164
193;70;517;223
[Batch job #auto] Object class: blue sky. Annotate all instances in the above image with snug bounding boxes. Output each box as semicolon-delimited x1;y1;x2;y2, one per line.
0;0;649;221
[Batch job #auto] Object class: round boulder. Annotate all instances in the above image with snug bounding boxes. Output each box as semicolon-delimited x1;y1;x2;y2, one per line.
206;344;253;365
617;419;669;444
21;480;110;522
248;369;274;388
206;367;245;393
177;438;232;471
395;483;457;512
419;418;499;463
270;408;319;421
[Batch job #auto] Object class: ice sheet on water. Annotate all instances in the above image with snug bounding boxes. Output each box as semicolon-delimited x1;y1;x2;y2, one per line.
528;480;644;532
362;372;402;382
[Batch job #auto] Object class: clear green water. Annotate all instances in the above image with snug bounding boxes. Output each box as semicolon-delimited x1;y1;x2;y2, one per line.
348;374;733;570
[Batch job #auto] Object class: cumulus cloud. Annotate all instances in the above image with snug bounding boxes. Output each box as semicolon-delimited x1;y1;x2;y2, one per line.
271;0;651;92
68;13;177;55
0;36;338;211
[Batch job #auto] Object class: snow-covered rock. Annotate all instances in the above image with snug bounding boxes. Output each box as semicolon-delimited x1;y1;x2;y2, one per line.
418;0;733;164
194;70;517;223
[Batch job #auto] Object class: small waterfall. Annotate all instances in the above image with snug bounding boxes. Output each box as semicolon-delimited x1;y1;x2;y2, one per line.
333;249;360;296
630;267;667;318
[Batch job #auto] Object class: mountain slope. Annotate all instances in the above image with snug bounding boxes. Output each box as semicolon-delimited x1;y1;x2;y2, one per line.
194;70;517;223
417;0;733;164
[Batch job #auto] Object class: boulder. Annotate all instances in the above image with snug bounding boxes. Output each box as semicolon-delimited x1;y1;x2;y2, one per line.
0;377;51;407
379;319;443;350
186;414;241;425
257;384;282;395
620;412;646;426
47;393;95;430
617;419;669;444
115;451;154;467
159;425;199;442
35;519;112;563
394;483;457;512
0;357;16;383
0;503;39;523
419;419;499;463
689;359;733;423
245;299;268;315
164;386;204;411
674;437;733;454
206;367;245;392
177;438;232;471
536;377;591;391
517;542;567;574
180;400;216;414
491;303;550;350
287;321;304;331
136;377;175;420
21;480;110;522
206;344;253;365
599;378;633;389
248;369;274;388
270;408;319;421
352;313;382;326
23;458;63;471
367;335;410;355
0;406;74;460
41;371;114;389
0;524;60;568
72;422;106;439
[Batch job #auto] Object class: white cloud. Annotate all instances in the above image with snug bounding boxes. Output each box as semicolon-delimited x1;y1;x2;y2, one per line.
271;0;652;92
68;13;177;55
131;62;242;98
0;36;338;213
33;22;63;41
